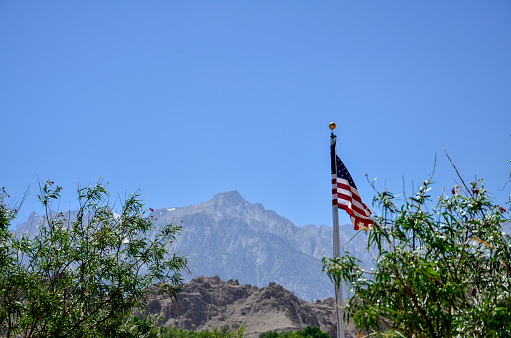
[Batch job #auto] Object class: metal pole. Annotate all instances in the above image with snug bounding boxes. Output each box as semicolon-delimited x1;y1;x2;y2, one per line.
330;123;345;338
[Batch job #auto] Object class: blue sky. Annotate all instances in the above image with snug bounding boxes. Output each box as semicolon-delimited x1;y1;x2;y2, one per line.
1;1;510;228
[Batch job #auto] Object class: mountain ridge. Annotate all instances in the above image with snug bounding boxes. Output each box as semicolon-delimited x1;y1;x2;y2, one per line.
16;190;372;301
143;190;371;300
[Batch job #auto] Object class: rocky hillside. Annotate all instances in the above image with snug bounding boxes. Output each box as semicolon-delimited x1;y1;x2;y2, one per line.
143;276;362;338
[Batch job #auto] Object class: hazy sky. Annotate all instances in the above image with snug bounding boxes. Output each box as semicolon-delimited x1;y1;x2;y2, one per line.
1;1;510;228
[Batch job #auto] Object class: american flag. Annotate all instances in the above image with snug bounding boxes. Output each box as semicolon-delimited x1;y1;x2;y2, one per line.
331;142;373;230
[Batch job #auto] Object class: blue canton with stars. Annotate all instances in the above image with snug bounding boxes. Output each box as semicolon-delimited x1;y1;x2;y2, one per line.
336;156;357;189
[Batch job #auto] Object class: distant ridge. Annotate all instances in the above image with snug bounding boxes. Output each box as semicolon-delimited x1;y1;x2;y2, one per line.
16;191;373;301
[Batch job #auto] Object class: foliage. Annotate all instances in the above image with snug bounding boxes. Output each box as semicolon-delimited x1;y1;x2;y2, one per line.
296;326;330;338
132;315;159;337
323;176;510;338
158;324;245;338
0;180;188;337
259;332;280;338
259;326;329;338
259;332;299;338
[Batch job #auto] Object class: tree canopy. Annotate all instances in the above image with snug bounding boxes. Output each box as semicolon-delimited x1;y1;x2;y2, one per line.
323;173;510;337
0;180;188;337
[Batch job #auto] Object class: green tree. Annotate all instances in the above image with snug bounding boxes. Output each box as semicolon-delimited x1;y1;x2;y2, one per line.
296;326;330;338
0;180;188;337
259;332;280;338
323;176;510;337
158;325;245;338
259;327;329;338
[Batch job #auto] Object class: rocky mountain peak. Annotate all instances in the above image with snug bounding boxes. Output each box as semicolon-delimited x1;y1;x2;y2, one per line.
212;190;246;206
190;190;268;222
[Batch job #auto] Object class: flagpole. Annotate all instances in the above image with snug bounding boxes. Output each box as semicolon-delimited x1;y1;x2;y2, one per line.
329;122;345;338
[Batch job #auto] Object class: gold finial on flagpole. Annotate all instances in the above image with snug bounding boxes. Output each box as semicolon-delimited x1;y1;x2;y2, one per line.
329;122;336;139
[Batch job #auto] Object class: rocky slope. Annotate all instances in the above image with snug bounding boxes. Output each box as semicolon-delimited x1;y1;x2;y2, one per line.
143;276;361;338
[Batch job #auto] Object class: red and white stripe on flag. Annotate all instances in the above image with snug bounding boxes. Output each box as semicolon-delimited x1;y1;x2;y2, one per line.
332;174;373;231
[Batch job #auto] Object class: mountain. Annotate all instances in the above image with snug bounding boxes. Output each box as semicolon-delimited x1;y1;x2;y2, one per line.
142;275;363;338
147;191;372;301
16;190;373;301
